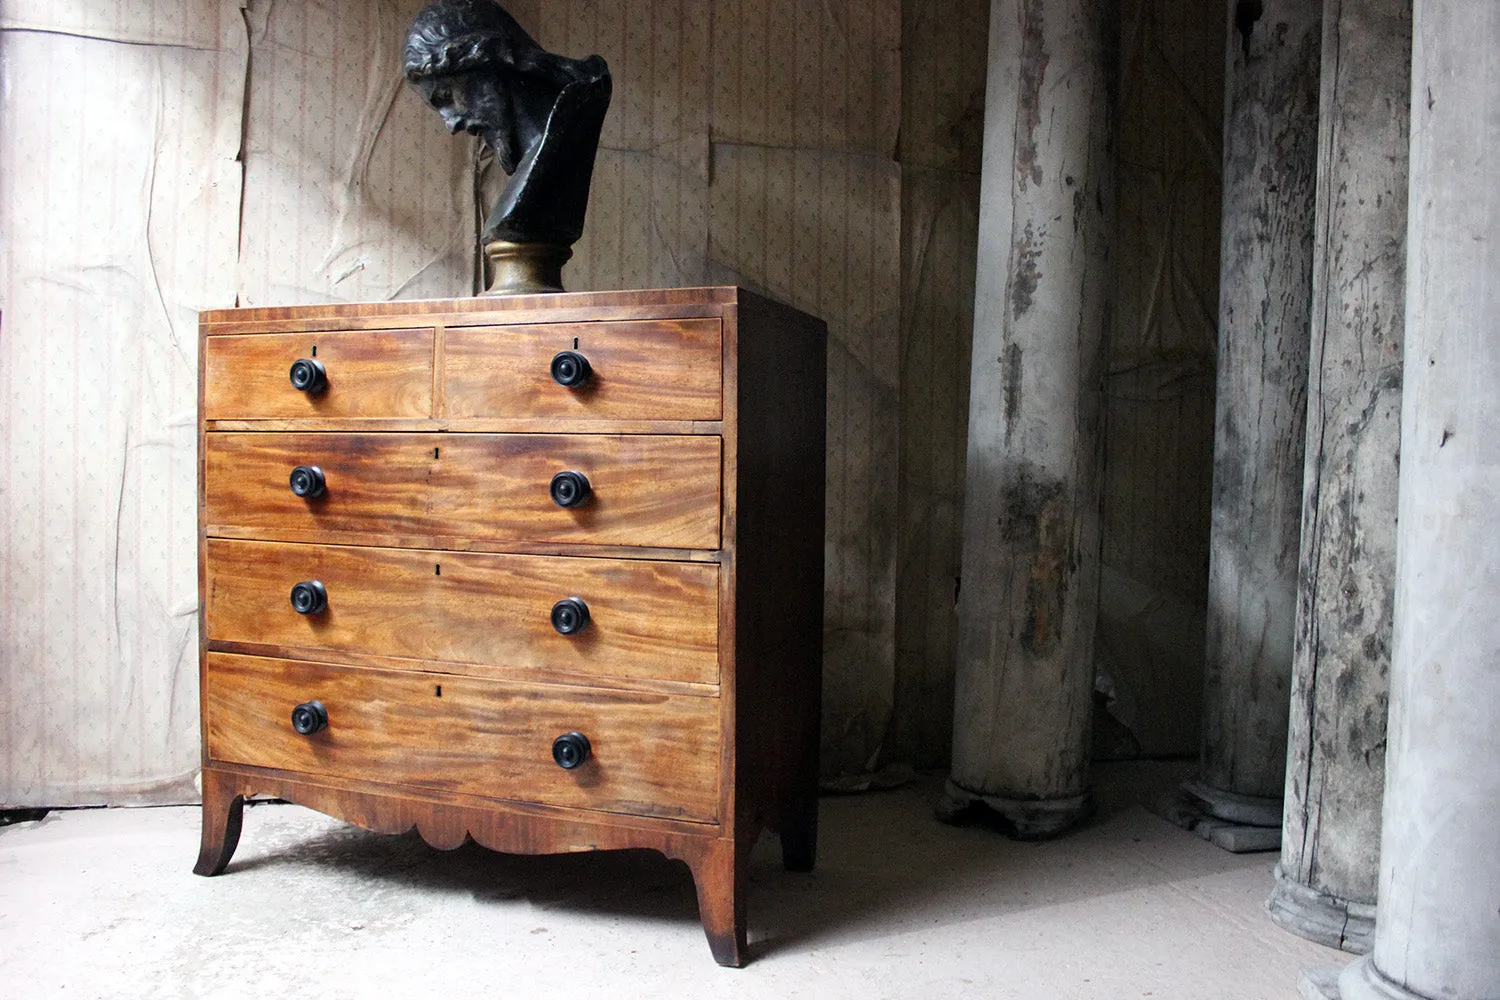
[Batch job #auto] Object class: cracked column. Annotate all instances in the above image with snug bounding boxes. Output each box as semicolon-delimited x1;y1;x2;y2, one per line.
1267;0;1409;953
1306;3;1500;998
1177;0;1321;849
939;0;1114;838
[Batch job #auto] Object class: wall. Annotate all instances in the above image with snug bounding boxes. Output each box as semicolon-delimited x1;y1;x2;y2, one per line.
1096;0;1223;757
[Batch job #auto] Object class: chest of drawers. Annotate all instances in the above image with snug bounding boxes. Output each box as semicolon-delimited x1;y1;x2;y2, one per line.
192;287;826;966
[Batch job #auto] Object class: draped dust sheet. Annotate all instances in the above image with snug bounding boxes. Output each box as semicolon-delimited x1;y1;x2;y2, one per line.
1096;1;1223;758
0;0;247;805
0;0;474;806
0;0;1220;805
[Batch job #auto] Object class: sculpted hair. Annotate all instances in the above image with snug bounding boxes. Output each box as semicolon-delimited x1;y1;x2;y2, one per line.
403;0;539;80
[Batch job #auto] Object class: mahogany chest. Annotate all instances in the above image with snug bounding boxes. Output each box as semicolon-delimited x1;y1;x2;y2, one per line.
193;287;826;966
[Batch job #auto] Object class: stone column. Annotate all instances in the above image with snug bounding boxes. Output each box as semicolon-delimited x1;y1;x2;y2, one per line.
1267;0;1409;953
1307;4;1500;998
1179;0;1321;845
939;0;1114;838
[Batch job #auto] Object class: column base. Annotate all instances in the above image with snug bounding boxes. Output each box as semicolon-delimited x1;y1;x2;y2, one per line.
1298;957;1436;1000
1181;777;1283;826
1300;966;1343;1000
1267;864;1375;953
1150;782;1281;853
935;778;1092;839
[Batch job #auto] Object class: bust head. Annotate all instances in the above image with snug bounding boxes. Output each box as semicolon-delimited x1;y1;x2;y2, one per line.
403;0;550;174
404;0;611;263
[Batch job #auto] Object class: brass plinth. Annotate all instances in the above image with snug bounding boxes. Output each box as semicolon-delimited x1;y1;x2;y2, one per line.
482;240;572;295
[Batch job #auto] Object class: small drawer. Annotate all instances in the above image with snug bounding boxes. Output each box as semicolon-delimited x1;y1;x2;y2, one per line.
204;432;722;550
443;319;722;421
205;540;720;686
204;653;721;823
204;329;434;419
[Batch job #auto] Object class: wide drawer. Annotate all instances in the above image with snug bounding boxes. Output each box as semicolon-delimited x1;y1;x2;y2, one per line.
205;540;720;686
204;653;720;823
204;329;434;419
443;319;722;421
204;433;722;550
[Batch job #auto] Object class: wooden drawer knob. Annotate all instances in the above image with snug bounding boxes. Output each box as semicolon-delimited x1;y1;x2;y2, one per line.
550;350;592;388
552;731;591;770
550;597;590;635
288;358;328;394
549;470;591;508
288;465;326;498
289;580;328;615
291;700;328;735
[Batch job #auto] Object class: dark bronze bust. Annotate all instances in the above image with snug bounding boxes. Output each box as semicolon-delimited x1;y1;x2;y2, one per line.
405;0;611;294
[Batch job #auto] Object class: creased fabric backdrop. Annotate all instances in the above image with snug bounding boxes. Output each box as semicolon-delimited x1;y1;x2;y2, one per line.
0;0;474;806
0;0;1220;806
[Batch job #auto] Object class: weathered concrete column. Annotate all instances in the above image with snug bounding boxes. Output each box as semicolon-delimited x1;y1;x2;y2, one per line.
939;0;1114;838
1305;4;1500;998
1179;0;1322;844
1267;0;1409;953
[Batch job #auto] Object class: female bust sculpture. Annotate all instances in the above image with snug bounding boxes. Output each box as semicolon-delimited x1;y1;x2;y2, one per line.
405;0;611;291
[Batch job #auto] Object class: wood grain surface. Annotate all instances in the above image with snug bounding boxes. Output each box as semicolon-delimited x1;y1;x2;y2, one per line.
204;329;434;419
444;319;722;421
204;432;723;549
196;288;826;966
205;653;721;823
205;539;720;685
199;287;740;330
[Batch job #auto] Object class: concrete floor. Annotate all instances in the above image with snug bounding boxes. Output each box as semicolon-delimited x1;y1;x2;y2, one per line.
0;762;1340;999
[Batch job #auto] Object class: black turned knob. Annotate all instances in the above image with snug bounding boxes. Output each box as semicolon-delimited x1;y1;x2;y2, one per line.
288;465;326;498
549;470;592;508
291;700;328;735
550;350;593;388
289;580;328;615
551;597;591;636
552;731;591;770
289;358;328;394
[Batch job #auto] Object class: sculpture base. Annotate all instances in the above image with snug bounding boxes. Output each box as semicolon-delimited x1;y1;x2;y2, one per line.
482;240;572;296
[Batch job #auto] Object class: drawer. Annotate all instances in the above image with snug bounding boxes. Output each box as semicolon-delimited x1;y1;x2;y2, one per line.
204;433;722;550
205;653;720;823
444;319;721;421
204;329;434;419
205;540;720;686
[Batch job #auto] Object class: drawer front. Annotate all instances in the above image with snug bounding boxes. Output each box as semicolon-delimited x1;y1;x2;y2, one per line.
205;653;720;823
204;433;722;549
444;319;722;421
206;540;720;685
204;329;434;419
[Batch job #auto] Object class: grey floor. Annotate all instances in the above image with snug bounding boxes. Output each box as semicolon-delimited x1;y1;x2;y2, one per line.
0;762;1340;999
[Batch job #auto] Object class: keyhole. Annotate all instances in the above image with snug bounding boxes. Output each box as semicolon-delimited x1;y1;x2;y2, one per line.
311;344;317;357
435;564;441;576
433;447;440;459
573;337;579;349
434;685;442;698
